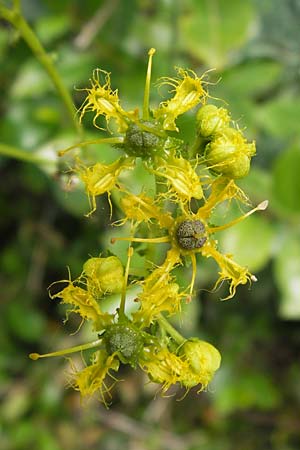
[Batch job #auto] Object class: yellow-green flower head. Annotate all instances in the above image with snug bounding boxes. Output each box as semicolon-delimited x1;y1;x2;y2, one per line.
119;192;166;225
132;250;184;327
49;279;114;330
204;128;256;179
196;104;231;138
152;152;203;203
78;156;135;216
79;69;137;132
83;256;124;297
71;349;119;404
179;339;221;389
114;178;266;300
140;347;191;393
154;68;208;131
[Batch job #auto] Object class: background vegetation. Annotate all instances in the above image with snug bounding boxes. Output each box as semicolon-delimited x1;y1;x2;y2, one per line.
1;0;300;449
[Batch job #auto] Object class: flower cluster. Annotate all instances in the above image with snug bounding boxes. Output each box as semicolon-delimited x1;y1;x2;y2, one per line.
30;49;267;405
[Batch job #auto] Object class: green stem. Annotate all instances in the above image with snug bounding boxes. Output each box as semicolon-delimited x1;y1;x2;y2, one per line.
0;3;80;134
157;314;186;345
0;142;47;164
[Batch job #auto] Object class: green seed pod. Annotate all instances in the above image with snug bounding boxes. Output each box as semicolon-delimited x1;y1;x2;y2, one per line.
123;120;166;158
104;323;144;367
83;256;124;295
196;104;230;138
176;220;207;250
205;128;256;179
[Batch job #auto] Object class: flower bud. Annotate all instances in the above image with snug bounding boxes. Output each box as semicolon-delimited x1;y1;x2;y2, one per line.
205;128;255;179
196;104;230;138
83;256;124;295
179;338;221;388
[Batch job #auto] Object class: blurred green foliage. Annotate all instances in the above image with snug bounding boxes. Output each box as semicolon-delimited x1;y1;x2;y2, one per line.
0;0;300;449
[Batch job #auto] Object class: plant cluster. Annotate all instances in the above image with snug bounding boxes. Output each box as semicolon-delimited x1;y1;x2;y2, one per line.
30;49;267;405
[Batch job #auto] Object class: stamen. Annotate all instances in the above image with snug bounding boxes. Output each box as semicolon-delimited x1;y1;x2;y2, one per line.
189;253;197;297
119;246;133;317
29;338;103;360
143;48;156;120
111;236;170;244
58;137;124;156
208;200;268;233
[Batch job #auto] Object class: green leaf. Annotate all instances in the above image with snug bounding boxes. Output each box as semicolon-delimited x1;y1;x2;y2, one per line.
218;215;274;273
272;146;300;216
36;14;71;45
215;60;283;97
274;231;300;320
257;96;300;138
181;0;255;68
238;167;272;203
214;367;281;414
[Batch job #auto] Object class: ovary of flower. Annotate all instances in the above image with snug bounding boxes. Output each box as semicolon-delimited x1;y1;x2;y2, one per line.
78;157;135;216
152;154;203;203
79;69;136;132
71;350;119;404
154;68;208;131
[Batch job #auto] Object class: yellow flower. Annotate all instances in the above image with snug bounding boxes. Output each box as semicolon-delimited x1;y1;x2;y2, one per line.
150;152;203;204
179;339;221;390
204;128;256;179
196;104;231;138
119;192;167;225
48;256;126;330
140;347;190;393
79;69;137;132
154;68;208;131
140;339;220;393
71;350;119;405
77;156;135;216
83;256;124;297
132;249;185;327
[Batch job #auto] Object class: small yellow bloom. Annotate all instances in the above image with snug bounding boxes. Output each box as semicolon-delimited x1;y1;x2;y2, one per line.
49;283;102;326
119;192;165;225
132;249;184;327
205;128;256;179
196;104;231;138
201;241;256;300
71;350;119;404
78;156;135;216
179;338;221;390
79;69;137;132
49;266;116;330
154;68;208;131
151;153;203;204
83;256;124;297
140;347;190;393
